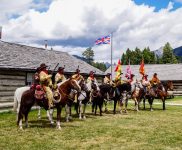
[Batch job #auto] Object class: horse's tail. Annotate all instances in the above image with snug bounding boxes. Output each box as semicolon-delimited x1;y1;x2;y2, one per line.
13;90;18;112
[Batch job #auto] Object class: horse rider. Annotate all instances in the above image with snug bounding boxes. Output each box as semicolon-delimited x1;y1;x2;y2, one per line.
151;73;160;85
87;71;100;102
141;74;151;94
104;73;112;85
38;63;54;109
150;73;161;97
72;68;84;81
54;66;66;89
71;68;84;103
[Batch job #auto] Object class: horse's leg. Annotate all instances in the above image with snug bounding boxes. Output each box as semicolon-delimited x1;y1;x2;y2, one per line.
79;101;82;119
163;98;166;110
25;112;29;128
83;104;86;119
118;100;122;114
113;99;117;114
124;98;128;113
98;98;103;116
104;99;108;112
95;102;97;116
143;97;146;110
65;104;70;122
92;101;94;113
134;98;139;111
38;106;41;119
56;106;62;130
17;111;23;130
148;97;153;111
48;109;54;125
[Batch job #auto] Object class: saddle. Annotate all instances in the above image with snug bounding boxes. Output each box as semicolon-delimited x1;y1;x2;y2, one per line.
34;85;46;100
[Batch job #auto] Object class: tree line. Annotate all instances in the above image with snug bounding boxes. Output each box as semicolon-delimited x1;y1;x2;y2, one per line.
81;42;180;71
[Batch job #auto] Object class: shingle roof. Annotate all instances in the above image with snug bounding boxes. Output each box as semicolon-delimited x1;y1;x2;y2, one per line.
105;64;182;81
0;40;104;75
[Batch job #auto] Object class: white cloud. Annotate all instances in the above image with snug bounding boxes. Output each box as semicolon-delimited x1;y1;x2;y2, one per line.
175;0;182;3
1;0;182;63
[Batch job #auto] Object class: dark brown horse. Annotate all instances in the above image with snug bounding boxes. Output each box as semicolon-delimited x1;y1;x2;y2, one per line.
91;81;104;116
17;84;61;129
55;78;81;129
144;81;174;111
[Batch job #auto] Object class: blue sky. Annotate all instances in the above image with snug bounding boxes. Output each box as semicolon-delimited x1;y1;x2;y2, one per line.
134;0;182;11
1;0;182;62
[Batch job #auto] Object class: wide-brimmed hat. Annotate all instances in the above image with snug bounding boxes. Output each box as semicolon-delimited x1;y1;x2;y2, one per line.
89;71;94;75
39;63;48;70
131;74;135;77
75;68;80;73
58;67;64;71
106;73;111;76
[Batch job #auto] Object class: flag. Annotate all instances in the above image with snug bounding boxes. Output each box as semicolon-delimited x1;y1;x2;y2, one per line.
95;35;111;45
115;59;122;80
139;59;145;75
125;59;132;79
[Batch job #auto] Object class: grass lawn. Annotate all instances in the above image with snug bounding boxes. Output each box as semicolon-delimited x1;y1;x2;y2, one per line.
0;103;182;150
165;96;182;104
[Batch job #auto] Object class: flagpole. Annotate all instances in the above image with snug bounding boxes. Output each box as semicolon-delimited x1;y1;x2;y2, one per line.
110;33;113;79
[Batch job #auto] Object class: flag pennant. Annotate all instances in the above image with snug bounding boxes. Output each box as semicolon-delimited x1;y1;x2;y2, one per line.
95;35;111;45
139;59;145;75
125;59;132;79
115;59;122;79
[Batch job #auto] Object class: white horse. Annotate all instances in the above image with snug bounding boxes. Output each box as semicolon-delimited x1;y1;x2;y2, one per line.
13;86;54;124
65;79;90;122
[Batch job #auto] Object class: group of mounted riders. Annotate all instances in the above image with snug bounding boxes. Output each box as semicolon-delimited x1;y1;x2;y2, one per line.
33;62;163;111
16;63;173;129
33;63;100;110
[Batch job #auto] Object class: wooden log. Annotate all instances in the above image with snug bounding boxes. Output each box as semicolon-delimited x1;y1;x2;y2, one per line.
0;96;14;102
0;74;25;80
0;91;15;97
0;79;25;86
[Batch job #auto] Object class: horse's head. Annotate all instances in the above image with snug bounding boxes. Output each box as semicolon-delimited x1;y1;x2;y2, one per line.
69;78;81;92
91;81;97;91
78;78;89;92
52;89;61;103
167;81;174;91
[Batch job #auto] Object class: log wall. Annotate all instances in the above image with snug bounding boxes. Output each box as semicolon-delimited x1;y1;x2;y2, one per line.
0;70;26;112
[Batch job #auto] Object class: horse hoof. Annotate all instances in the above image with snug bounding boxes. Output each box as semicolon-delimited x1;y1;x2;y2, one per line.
56;126;62;130
38;116;41;119
79;117;82;120
19;127;24;130
150;109;154;111
83;116;86;119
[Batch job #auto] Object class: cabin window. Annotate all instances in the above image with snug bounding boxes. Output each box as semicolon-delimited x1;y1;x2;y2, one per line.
26;73;34;85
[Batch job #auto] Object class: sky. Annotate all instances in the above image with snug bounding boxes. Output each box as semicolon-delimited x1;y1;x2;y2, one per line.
0;0;182;63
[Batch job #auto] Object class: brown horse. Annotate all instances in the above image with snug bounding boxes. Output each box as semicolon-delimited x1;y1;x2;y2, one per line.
144;81;174;111
55;78;81;129
17;85;61;129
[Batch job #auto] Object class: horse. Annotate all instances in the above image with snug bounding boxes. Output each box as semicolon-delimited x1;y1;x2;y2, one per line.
75;78;90;120
163;80;174;99
99;84;115;112
17;84;61;129
91;81;104;116
130;81;145;111
55;78;81;129
112;82;131;114
13;86;51;121
144;81;173;111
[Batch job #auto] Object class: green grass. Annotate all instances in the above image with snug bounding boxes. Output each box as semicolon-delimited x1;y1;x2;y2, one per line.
0;103;182;150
